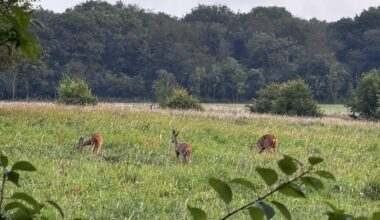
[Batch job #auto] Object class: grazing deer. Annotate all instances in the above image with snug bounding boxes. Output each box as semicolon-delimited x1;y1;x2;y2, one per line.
257;134;277;153
77;133;104;154
171;130;192;164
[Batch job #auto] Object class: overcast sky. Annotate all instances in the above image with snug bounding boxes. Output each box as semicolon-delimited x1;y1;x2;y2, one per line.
38;0;380;21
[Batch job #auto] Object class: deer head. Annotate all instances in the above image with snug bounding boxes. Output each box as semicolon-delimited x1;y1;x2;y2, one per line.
77;137;84;149
171;130;179;144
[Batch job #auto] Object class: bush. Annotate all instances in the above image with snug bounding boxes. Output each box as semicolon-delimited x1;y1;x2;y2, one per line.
57;78;98;105
247;79;322;117
165;89;204;110
152;69;178;107
347;69;380;120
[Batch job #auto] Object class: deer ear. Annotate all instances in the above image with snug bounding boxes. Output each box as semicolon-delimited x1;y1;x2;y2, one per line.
172;130;176;134
176;131;180;136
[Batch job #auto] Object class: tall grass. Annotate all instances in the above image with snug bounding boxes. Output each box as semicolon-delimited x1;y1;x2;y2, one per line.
0;102;378;219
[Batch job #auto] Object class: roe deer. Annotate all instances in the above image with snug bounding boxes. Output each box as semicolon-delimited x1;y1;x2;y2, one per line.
257;134;277;153
171;130;192;164
77;133;104;154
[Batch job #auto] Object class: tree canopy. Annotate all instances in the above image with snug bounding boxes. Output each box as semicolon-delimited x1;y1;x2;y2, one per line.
1;1;380;103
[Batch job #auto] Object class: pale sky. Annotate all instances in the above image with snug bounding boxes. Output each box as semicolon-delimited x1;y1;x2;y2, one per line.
38;0;380;21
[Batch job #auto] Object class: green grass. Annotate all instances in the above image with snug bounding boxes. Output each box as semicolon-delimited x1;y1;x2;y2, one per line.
319;104;348;113
0;103;379;219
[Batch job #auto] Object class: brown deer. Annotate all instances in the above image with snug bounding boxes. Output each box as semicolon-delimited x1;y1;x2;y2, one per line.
77;133;104;154
171;130;192;164
257;134;277;153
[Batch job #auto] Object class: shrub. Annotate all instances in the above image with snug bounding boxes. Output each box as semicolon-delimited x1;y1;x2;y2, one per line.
152;69;178;107
247;79;322;117
165;89;204;110
57;78;98;106
347;69;380;120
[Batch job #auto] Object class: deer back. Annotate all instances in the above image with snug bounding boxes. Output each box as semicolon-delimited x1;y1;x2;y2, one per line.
176;143;192;156
257;134;277;153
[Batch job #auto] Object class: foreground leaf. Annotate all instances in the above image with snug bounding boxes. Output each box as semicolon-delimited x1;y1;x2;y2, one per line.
12;161;36;172
301;176;324;190
187;206;207;220
248;206;264;220
308;157;324;166
256;168;278;186
208;178;233;204
0;154;8;168
279;183;306;198
315;171;336;181
324;201;345;214
257;201;275;220
11;192;44;211
372;212;380;220
278;155;298;176
230;178;256;192
325;212;353;220
7;171;20;187
47;200;64;218
271;200;292;220
4;201;30;213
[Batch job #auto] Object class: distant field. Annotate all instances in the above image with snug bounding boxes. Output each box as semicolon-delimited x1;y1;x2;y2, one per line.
0;102;378;219
319;104;348;113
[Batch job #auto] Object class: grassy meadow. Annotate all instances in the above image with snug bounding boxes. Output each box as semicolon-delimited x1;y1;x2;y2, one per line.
0;102;379;219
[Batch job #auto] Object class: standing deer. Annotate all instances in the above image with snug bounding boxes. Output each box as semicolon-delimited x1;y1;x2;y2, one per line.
257;134;277;153
171;130;192;164
77;133;104;154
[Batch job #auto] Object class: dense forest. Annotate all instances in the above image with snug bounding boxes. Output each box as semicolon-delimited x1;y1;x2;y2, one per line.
1;0;380;103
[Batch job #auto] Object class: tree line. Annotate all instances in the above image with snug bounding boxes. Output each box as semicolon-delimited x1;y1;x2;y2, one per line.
1;1;380;103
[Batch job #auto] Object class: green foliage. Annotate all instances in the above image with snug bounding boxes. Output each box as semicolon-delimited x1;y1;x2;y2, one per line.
255;168;278;186
347;69;380;120
152;69;178;106
248;79;323;117
57;78;98;106
0;1;41;60
188;155;335;219
208;178;233;205
165;89;204;110
187;206;207;220
0;153;63;219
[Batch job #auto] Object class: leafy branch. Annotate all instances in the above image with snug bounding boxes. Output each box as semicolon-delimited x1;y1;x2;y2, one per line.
187;154;380;220
0;152;64;219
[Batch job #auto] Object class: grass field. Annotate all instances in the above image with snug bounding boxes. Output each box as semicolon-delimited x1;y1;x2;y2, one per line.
0;102;379;219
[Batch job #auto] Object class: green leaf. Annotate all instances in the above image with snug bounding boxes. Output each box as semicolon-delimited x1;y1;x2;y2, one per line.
278;155;298;176
7;171;20;187
300;176;324;190
10;6;31;31
256;201;275;220
308;157;324;166
0;154;8;167
256;168;278;186
315;171;336;181
12;161;36;172
11;192;44;211
324;201;345;214
187;206;207;220
271;200;292;220
279;183;306;198
372;212;380;220
248;206;264;220
208;178;233;204
47;200;64;218
325;212;354;220
230;178;256;192
5;203;30;220
4;201;30;213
